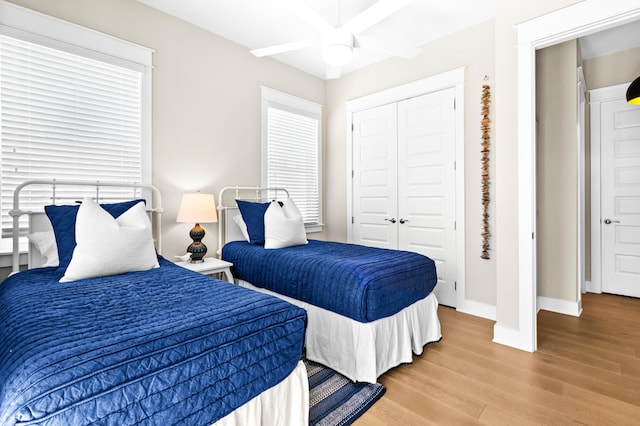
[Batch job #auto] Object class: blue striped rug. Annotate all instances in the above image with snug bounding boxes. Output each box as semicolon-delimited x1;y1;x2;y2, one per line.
306;359;386;426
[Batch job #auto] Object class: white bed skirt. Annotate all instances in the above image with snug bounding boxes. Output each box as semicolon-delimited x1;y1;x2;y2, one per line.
214;360;308;426
237;280;442;383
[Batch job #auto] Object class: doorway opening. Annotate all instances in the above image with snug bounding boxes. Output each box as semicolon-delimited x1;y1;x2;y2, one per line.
515;2;640;352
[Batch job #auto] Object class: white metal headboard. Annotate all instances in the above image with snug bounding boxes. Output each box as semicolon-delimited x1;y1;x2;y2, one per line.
10;179;164;273
217;186;289;254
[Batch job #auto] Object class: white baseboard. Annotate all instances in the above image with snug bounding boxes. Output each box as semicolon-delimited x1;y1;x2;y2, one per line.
586;280;601;294
457;299;496;321
537;296;582;317
492;324;535;352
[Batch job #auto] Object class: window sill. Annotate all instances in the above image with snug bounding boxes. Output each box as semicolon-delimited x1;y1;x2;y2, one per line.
305;224;324;234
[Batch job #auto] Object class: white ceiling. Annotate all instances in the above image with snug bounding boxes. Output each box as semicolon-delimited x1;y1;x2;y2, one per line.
137;0;496;79
578;19;640;60
137;0;640;79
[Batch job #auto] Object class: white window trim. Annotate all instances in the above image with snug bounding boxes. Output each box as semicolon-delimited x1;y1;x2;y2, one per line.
0;2;153;69
0;2;154;257
0;1;153;187
261;86;323;233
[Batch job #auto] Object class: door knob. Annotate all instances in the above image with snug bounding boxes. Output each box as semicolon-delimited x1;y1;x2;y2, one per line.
399;218;409;224
384;218;396;224
603;218;620;225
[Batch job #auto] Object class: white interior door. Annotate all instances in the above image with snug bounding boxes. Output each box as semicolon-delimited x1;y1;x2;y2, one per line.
398;89;457;307
600;98;640;298
352;103;398;249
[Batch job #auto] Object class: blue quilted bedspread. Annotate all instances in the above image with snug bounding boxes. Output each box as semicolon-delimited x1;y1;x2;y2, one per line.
0;257;306;426
222;240;437;323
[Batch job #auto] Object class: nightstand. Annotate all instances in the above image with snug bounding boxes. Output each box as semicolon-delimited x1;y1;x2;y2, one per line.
176;257;234;283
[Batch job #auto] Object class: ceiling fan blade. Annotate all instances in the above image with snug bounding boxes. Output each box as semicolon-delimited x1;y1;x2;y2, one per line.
356;35;421;58
344;0;414;34
277;0;334;35
326;65;342;80
250;39;314;57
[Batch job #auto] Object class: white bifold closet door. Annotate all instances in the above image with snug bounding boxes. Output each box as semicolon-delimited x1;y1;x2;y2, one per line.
352;88;457;307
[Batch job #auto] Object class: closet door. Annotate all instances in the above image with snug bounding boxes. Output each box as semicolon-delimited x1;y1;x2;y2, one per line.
352;103;398;249
397;88;457;307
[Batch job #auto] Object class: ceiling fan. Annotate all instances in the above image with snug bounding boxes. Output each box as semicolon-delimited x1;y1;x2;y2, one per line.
250;0;421;79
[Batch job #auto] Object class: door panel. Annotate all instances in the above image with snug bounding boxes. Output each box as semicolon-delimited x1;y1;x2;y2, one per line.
398;88;457;307
601;99;640;297
352;103;398;249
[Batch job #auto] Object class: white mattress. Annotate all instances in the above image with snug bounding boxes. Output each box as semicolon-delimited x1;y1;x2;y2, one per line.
238;280;442;383
213;360;308;425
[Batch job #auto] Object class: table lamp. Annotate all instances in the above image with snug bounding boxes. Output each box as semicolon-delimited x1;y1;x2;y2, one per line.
176;192;218;262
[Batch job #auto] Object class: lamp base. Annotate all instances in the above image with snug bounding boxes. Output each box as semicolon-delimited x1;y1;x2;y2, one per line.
187;223;207;262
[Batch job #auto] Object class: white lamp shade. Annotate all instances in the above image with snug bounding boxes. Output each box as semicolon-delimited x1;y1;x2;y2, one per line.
176;193;218;223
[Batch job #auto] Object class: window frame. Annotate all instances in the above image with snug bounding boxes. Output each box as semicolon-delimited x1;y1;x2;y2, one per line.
261;86;323;233
0;2;153;260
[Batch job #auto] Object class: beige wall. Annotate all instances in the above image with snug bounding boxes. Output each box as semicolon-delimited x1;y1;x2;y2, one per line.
583;47;640;90
535;40;579;303
6;0;325;260
324;19;497;307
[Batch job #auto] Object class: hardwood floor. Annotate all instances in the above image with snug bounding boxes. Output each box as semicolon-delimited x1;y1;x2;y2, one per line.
357;293;640;425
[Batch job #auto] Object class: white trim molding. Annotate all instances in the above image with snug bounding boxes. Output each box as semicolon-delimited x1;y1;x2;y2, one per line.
345;67;466;310
537;296;582;317
493;325;533;353
457;300;496;321
0;1;153;70
585;281;599;294
512;0;640;352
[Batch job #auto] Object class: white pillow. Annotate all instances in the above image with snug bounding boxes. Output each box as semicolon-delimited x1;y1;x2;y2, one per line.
264;199;308;249
60;198;159;282
233;214;250;242
27;231;59;267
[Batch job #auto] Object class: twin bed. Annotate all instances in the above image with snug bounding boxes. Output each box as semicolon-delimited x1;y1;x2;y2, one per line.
0;181;308;426
218;187;442;384
1;181;442;425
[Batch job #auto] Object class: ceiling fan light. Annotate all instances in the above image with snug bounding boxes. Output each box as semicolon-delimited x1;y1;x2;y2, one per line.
627;76;640;105
323;44;353;66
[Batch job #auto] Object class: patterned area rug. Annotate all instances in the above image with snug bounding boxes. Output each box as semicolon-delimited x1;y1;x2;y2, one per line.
306;359;386;426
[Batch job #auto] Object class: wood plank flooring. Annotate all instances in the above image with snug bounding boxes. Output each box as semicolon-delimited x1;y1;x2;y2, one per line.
357;293;640;425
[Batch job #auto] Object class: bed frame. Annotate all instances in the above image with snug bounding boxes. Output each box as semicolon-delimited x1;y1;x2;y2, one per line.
9;179;164;273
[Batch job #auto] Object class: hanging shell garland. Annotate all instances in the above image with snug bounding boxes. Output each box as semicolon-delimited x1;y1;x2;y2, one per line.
481;84;491;259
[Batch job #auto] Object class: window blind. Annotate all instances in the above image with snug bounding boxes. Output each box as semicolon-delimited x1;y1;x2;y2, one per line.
266;106;320;225
0;35;144;236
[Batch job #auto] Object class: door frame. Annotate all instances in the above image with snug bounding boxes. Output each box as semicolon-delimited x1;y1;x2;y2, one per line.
589;83;632;294
514;0;640;352
346;67;466;310
577;66;587;297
